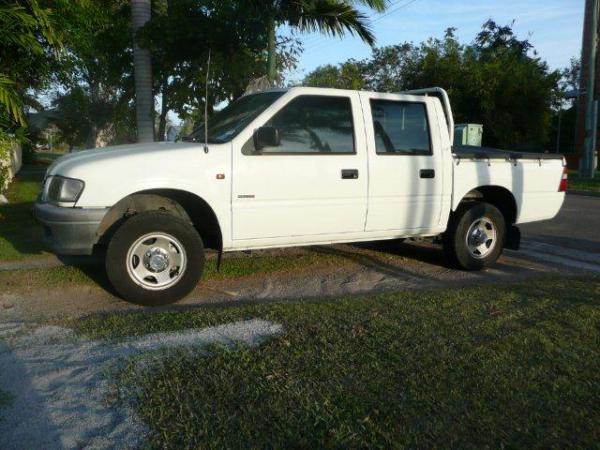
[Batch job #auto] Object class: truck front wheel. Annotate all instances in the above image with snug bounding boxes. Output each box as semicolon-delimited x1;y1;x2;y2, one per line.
443;202;506;270
106;211;205;306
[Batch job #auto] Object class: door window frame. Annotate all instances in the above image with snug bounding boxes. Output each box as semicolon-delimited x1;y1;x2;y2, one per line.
369;99;433;157
242;94;358;156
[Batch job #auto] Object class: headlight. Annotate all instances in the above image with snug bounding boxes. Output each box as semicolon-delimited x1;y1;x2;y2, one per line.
44;176;85;204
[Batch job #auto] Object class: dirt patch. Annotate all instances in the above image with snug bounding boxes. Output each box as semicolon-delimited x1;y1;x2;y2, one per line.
0;319;282;450
0;241;576;323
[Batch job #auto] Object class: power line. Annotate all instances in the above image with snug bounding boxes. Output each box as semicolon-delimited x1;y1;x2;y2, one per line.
370;0;420;25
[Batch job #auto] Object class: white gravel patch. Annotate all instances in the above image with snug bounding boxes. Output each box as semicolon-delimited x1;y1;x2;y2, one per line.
0;319;283;450
0;322;26;337
121;320;283;351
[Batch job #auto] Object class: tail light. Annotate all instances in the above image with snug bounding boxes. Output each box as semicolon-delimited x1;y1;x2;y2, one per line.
559;167;568;192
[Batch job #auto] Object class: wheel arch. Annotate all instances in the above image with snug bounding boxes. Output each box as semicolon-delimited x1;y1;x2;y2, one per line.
454;185;518;226
96;189;223;251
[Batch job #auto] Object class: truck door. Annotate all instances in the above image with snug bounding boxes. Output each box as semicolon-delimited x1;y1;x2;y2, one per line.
231;91;368;241
360;93;444;233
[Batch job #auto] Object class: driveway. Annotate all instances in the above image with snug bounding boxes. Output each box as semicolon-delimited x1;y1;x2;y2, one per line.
516;194;600;271
521;194;600;253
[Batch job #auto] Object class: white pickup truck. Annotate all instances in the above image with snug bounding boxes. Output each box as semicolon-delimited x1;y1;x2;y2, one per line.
34;87;567;305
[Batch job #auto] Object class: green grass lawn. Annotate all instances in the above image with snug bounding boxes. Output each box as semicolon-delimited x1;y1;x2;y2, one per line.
0;164;47;260
569;170;600;193
72;276;600;449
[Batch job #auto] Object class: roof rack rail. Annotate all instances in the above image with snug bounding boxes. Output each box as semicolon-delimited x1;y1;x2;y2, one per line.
401;87;454;144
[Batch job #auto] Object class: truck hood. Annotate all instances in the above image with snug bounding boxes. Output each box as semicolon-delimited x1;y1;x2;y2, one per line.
46;142;204;177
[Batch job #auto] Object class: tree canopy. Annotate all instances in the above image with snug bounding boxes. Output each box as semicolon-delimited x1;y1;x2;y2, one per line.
0;0;60;128
49;0;134;148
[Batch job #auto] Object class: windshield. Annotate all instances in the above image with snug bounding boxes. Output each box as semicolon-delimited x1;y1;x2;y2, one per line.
184;91;285;143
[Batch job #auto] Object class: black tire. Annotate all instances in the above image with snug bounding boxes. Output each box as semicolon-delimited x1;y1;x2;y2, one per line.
106;211;204;306
443;202;506;271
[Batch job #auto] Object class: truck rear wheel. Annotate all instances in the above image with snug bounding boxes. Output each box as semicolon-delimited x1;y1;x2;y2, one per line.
106;211;205;306
443;202;505;270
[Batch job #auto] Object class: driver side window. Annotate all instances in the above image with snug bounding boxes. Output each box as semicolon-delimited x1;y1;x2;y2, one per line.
244;95;355;155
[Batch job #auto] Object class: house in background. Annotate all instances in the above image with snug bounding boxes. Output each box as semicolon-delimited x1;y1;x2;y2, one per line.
165;125;182;142
27;110;62;152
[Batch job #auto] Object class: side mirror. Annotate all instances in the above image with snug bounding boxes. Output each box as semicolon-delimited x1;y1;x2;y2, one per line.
253;126;280;151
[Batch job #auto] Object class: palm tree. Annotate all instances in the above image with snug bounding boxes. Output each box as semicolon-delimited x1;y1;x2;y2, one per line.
0;0;59;127
262;0;388;84
131;0;154;143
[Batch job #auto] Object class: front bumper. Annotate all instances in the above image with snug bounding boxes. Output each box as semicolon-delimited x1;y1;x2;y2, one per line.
34;202;109;255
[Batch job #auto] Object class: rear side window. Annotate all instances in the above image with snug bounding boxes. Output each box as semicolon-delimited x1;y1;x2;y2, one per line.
370;100;431;155
257;95;355;154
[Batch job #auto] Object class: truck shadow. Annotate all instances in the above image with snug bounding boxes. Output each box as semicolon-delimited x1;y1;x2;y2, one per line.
0;340;64;449
308;239;452;280
0;167;47;256
309;240;536;282
57;252;120;297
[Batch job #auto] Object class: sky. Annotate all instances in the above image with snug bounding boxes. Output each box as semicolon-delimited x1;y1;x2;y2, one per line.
285;0;584;83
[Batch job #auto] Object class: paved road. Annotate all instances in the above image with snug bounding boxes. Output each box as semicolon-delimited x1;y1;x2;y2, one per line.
515;194;600;271
521;194;600;253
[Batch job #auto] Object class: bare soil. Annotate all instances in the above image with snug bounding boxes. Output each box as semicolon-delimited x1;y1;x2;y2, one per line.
2;239;593;324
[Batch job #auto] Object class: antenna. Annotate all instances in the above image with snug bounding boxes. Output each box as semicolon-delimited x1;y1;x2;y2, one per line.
204;48;211;154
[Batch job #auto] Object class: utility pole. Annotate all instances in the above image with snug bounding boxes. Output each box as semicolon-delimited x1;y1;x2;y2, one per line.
131;0;155;143
556;108;562;154
583;0;599;177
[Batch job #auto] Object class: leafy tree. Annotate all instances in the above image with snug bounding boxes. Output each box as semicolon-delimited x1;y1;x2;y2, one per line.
0;0;61;189
548;57;580;154
52;85;135;150
138;0;302;139
0;0;60;127
559;57;580;95
50;0;134;148
464;21;559;149
140;0;268;139
48;0;302;145
303;61;366;90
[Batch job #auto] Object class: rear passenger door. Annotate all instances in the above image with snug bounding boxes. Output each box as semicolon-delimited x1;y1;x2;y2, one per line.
360;93;444;233
231;91;368;242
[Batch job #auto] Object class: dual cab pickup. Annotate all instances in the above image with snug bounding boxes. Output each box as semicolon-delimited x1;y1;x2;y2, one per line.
34;87;566;305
